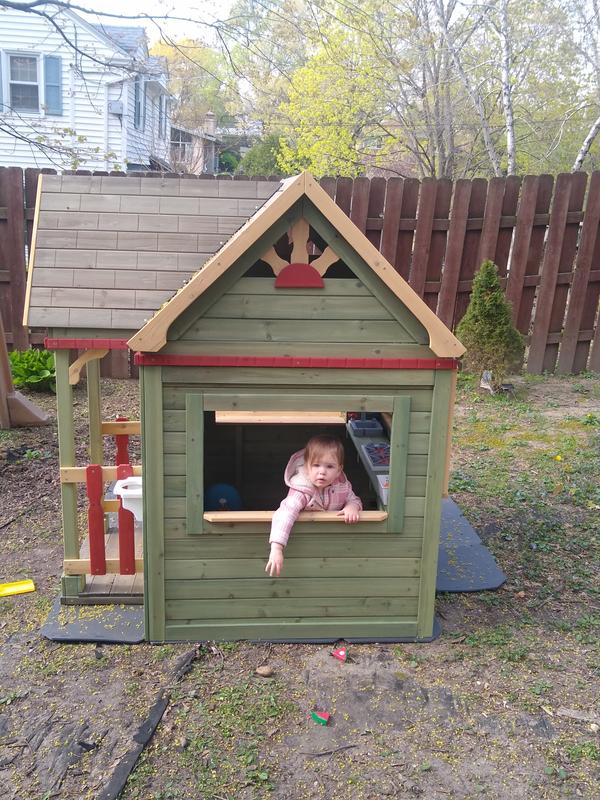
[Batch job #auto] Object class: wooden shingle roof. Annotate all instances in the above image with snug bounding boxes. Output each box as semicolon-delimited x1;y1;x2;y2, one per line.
24;174;280;331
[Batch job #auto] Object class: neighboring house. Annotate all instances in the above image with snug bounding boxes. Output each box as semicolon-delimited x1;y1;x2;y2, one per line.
170;112;220;174
0;5;171;171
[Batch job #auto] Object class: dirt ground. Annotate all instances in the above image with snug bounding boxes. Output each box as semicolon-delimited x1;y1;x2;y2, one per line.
0;374;598;800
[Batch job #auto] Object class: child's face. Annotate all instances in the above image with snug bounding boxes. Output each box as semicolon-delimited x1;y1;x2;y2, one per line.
307;449;342;489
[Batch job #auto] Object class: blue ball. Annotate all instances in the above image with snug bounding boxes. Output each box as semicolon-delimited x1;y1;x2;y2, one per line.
204;483;243;512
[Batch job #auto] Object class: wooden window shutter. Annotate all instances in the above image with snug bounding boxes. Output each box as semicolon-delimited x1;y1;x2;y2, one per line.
44;55;62;115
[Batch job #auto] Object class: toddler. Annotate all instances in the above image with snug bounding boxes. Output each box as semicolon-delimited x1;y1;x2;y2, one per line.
265;435;362;577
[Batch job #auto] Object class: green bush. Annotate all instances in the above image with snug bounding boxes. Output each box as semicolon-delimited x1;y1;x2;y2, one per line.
456;260;524;387
8;349;56;393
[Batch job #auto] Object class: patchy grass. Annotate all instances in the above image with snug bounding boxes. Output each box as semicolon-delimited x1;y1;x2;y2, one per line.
1;374;599;799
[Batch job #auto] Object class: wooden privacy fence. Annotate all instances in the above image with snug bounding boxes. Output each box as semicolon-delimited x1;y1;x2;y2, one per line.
1;167;599;375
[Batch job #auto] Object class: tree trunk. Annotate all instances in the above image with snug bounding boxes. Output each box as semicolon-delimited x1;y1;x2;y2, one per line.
572;113;600;171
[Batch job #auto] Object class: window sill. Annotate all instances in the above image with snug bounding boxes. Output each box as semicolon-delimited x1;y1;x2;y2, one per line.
203;510;388;523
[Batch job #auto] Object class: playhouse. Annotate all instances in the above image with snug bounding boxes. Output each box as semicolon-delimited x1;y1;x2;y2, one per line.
24;171;464;642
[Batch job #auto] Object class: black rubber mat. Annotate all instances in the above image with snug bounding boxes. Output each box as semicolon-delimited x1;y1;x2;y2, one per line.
41;597;144;643
437;498;506;592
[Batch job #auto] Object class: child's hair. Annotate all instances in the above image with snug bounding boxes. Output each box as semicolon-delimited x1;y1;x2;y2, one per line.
304;435;344;468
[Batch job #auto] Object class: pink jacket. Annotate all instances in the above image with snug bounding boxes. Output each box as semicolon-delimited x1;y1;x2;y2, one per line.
269;449;362;547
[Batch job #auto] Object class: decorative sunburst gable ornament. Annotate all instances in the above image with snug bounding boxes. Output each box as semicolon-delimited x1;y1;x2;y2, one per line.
260;218;340;288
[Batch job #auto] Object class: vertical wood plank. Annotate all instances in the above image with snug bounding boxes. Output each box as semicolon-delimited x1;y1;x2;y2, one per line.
424;179;452;312
141;365;165;641
55;350;80;581
516;175;554;336
574;217;600;373
528;173;581;373
335;178;353;217
477;176;505;266
349;176;370;233
117;463;135;575
409;178;437;297
543;171;587;373
380;178;404;266
86;464;106;575
453;178;488;327
588;308;600;372
395;179;420;280
0;309;13;428
86;356;103;464
437;179;471;328
505;176;541;324
186;392;204;534
319;176;336;200
2;168;28;348
494;175;521;276
417;368;452;638
387;396;411;532
365;177;387;251
557;170;600;373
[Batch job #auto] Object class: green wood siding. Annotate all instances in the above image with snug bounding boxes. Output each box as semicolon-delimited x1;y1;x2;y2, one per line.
142;367;166;641
165;619;418;642
141;196;452;642
185;393;204;534
417;369;454;638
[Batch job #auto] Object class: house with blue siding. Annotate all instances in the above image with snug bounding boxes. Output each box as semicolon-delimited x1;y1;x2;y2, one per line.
0;5;171;171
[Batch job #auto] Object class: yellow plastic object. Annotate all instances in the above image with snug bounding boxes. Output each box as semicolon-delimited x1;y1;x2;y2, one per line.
0;580;36;597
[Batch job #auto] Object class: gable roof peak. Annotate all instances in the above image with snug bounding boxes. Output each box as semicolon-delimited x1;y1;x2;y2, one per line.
127;171;464;358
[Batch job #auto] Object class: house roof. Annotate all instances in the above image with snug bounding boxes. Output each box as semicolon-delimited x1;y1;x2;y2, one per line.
128;172;465;357
23;174;281;331
91;24;147;56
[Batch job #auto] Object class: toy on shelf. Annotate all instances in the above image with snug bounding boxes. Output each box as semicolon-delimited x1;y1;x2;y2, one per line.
361;441;390;472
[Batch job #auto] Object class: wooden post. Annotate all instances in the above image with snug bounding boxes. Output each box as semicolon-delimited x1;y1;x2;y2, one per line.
86;356;103;464
0;310;50;429
115;415;130;466
117;463;135;575
55;349;84;597
141;366;165;641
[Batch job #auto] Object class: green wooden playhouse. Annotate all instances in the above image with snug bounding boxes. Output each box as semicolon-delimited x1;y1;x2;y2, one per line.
24;170;464;642
129;172;464;642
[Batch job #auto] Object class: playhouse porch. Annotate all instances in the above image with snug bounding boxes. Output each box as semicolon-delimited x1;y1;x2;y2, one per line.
51;343;145;605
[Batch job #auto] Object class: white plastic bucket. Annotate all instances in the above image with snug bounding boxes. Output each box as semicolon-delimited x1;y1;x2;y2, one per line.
114;476;143;521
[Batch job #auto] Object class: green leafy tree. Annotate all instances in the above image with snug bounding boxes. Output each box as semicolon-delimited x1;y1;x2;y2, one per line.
239;134;285;176
456;261;525;387
150;39;239;129
218;151;240;173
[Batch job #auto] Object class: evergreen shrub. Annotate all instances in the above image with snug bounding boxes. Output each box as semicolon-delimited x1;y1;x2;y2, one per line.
456;260;524;387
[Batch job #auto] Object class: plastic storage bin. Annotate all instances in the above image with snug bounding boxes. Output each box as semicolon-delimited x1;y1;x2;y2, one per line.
348;418;383;437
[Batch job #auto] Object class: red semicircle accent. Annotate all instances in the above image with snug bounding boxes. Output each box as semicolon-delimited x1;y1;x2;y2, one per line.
274;263;325;288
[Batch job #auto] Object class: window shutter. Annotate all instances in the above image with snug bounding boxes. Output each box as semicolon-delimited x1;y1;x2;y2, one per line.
142;81;147;131
0;56;3;110
44;55;62;115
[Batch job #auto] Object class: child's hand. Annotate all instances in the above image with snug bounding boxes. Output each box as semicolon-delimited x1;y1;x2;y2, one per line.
338;503;361;524
265;544;284;577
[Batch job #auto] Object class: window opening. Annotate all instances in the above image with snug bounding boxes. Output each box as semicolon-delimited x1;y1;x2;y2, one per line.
203;413;385;514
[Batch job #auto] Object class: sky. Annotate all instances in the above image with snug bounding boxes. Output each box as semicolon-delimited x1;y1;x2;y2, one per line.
81;0;235;44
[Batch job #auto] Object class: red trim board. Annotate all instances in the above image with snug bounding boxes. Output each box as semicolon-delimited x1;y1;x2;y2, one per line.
134;354;459;370
45;338;129;350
